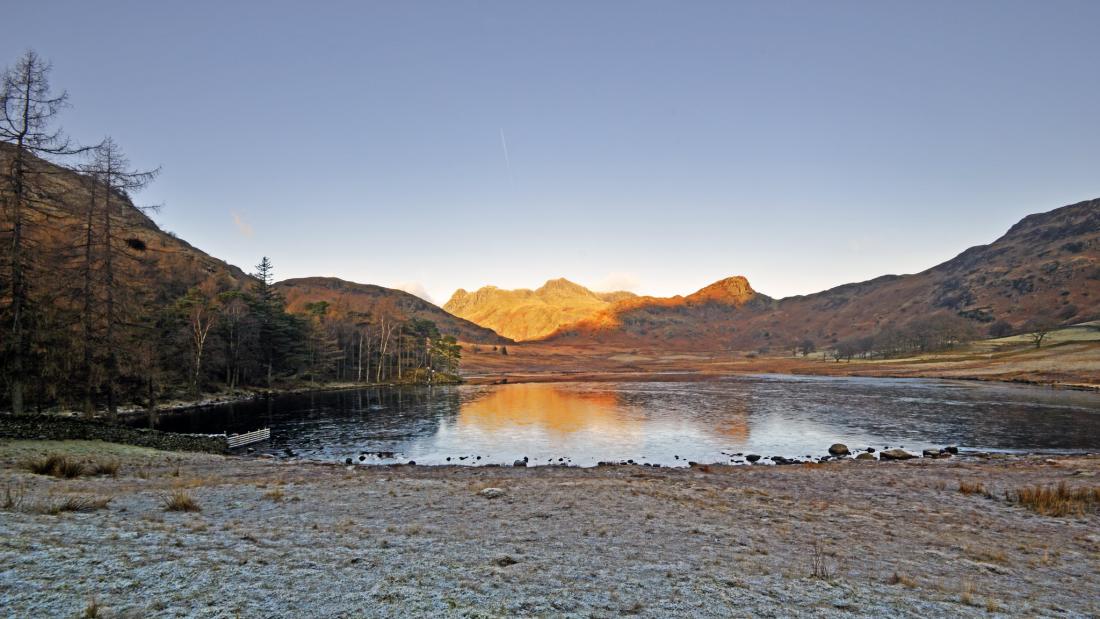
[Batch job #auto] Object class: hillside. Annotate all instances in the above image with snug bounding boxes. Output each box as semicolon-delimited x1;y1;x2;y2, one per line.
546;198;1100;349
277;277;509;344
444;278;636;341
0;143;253;301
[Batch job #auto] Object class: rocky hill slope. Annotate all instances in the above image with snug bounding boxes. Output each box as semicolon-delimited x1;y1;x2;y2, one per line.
547;198;1100;349
278;277;509;344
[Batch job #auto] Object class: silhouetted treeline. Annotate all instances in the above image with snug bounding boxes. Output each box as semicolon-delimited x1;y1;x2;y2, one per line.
0;51;460;416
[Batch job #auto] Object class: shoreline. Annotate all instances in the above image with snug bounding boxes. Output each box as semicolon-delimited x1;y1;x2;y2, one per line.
2;439;1097;617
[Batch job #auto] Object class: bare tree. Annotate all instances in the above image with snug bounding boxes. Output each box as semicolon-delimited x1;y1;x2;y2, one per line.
0;50;84;413
179;285;219;394
1023;316;1056;349
81;137;158;418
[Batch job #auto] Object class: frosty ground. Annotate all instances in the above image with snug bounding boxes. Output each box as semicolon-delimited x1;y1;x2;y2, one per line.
1;440;1098;618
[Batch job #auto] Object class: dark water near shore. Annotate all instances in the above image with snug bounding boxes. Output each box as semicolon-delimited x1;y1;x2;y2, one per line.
134;375;1100;466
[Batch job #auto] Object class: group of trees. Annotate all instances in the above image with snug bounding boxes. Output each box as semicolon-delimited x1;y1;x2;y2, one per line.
0;50;460;416
793;314;980;362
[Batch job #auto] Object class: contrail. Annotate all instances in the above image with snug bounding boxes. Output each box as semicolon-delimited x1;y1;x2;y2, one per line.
499;128;512;177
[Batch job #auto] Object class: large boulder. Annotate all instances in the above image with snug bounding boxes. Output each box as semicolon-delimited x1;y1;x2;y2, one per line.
828;443;850;456
879;448;918;461
745;454;761;463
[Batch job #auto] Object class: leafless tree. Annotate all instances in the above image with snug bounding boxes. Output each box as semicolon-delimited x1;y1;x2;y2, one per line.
0;50;85;413
1023;316;1056;349
80;137;158;418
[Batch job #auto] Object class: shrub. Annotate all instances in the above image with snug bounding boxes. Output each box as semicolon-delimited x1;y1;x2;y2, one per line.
987;320;1013;338
163;490;201;513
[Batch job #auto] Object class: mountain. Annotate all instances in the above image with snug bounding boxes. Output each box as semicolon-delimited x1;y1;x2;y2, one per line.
1;145;505;346
443;278;637;341
548;198;1100;349
277;277;509;344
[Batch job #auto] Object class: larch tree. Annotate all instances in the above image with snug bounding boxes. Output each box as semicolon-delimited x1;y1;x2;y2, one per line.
81;137;159;418
0;50;84;414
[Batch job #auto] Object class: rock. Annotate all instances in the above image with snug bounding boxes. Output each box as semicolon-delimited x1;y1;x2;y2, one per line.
746;454;761;463
922;449;940;457
358;455;366;462
344;457;353;465
407;460;416;466
478;487;506;499
828;443;850;456
879;448;917;461
866;447;876;453
513;459;527;467
493;555;519;567
944;445;959;454
855;452;876;460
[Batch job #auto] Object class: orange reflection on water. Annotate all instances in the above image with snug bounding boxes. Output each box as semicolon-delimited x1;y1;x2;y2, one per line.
458;383;642;436
714;399;750;442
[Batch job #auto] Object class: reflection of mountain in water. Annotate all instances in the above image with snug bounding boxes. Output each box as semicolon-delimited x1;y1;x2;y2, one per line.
458;383;643;437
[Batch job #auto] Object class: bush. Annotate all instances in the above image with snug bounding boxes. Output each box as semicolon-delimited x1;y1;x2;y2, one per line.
987;320;1013;338
1057;304;1078;320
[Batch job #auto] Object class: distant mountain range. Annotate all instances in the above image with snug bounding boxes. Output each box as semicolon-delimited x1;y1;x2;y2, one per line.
443;278;636;341
547;199;1100;349
10;143;1098;351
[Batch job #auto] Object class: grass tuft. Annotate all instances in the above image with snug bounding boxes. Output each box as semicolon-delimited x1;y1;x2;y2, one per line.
957;480;988;496
90;459;120;477
163;490;201;513
25;454;84;478
1009;482;1100;517
34;495;112;515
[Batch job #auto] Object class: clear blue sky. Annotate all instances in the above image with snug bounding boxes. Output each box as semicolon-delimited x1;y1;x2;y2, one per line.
4;1;1099;303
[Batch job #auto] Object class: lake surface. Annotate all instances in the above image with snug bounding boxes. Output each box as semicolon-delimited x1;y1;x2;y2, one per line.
139;375;1100;466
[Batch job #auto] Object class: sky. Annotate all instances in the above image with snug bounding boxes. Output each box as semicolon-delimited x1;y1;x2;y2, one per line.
4;1;1100;304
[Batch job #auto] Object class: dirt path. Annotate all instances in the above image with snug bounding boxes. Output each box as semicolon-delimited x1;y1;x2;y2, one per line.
2;440;1098;617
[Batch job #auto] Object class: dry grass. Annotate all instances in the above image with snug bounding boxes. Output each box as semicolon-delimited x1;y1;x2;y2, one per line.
2;483;27;509
25;454;84;478
957;480;988;496
808;544;831;579
32;495;112;515
887;572;918;588
83;596;100;618
163;490;201;513
1009;482;1100;517
90;459;120;476
262;488;285;502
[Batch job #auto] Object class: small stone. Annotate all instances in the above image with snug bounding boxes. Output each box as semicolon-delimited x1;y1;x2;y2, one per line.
828;443;850;456
493;555;519;567
879;448;917;461
478;487;506;499
513;459;527;467
344;457;353;465
855;452;876;460
922;449;940;457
